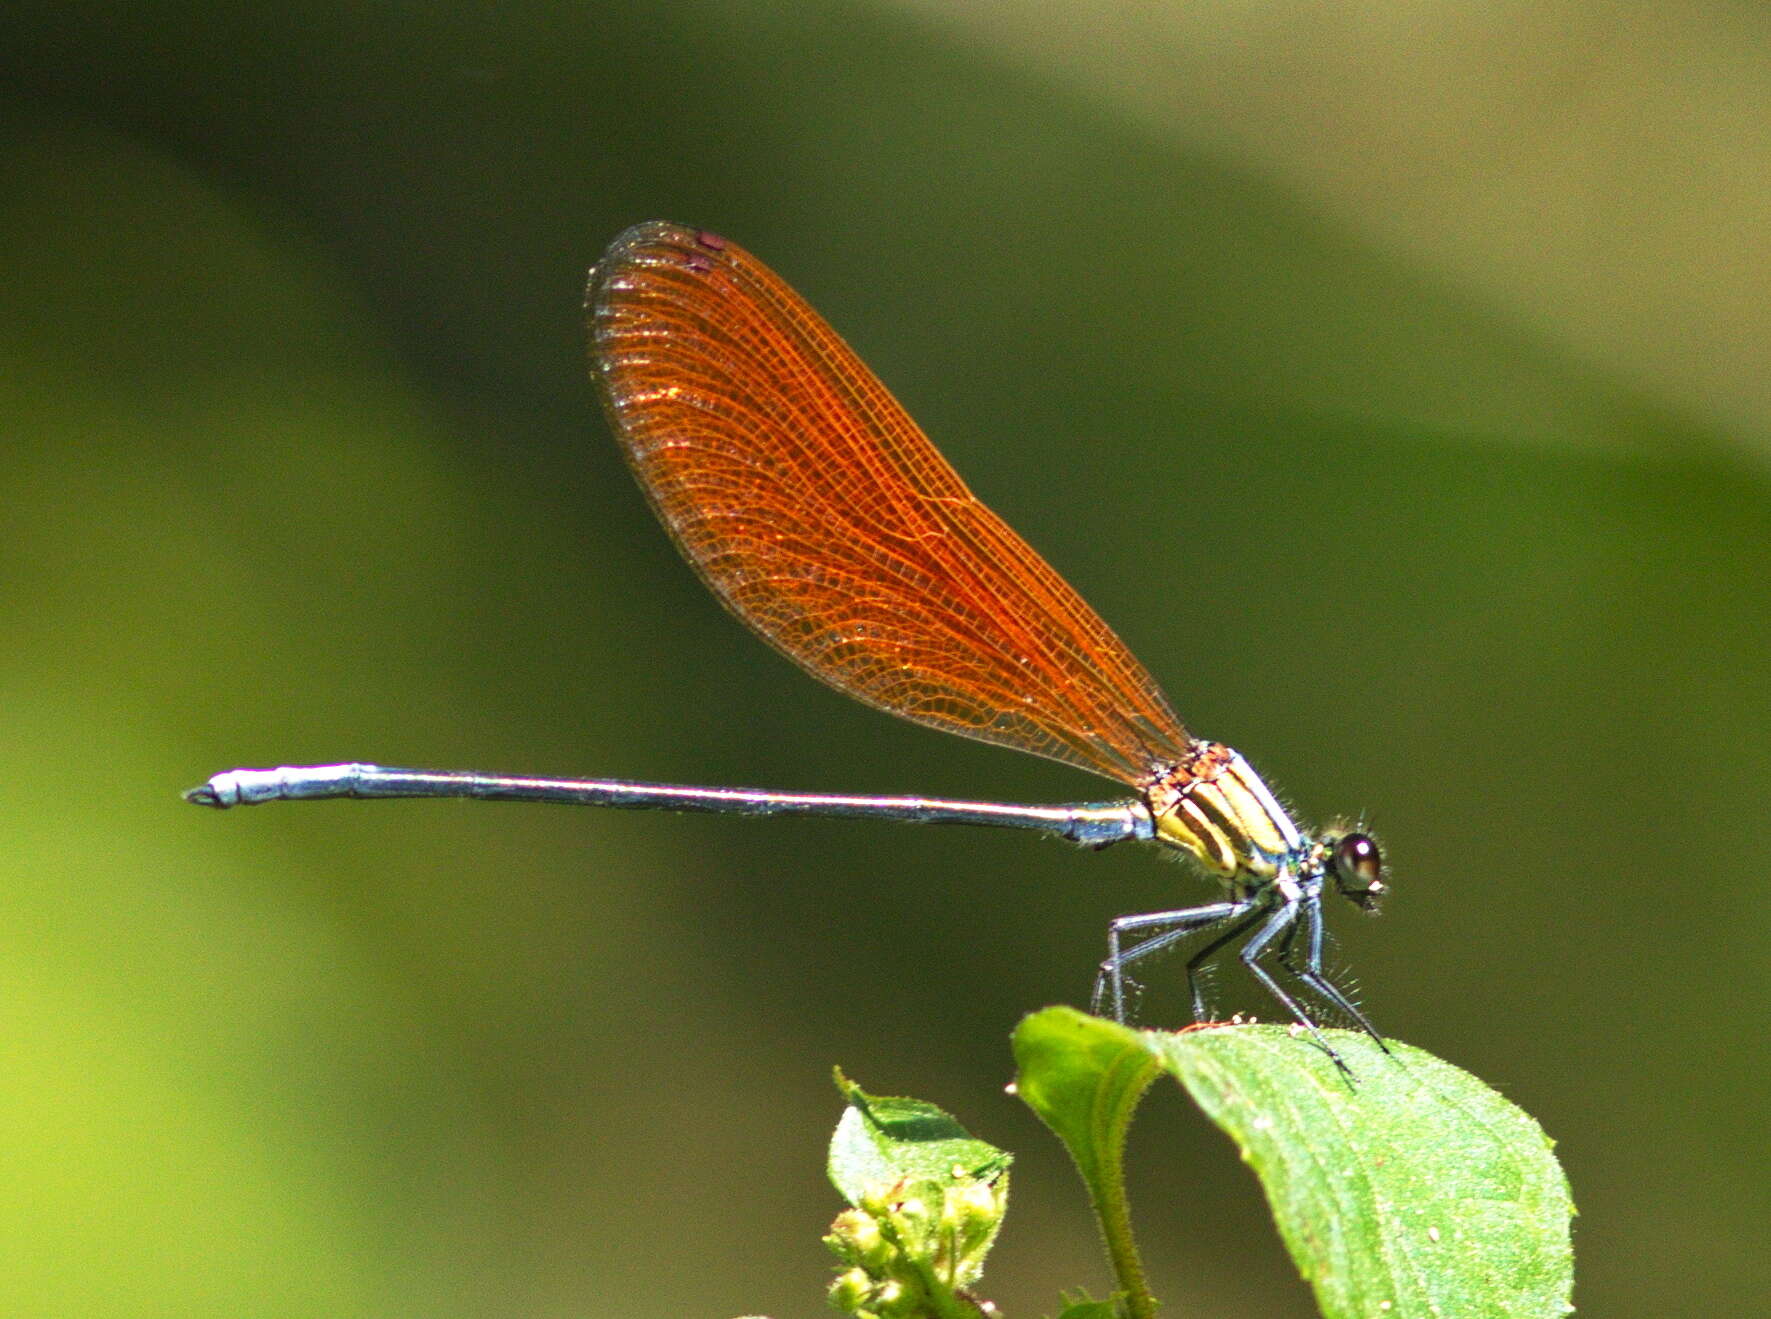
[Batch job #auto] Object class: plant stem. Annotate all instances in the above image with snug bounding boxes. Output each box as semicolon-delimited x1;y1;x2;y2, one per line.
1076;1055;1160;1319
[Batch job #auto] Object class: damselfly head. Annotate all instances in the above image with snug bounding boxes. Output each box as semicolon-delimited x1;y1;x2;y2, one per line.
1322;828;1387;913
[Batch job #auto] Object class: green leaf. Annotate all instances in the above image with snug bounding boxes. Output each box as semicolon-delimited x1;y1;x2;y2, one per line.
825;1070;1012;1319
1151;1024;1574;1319
828;1068;1011;1207
1015;1009;1573;1319
1011;1010;1163;1319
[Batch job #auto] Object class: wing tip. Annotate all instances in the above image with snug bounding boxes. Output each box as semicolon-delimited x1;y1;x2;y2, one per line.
585;221;735;315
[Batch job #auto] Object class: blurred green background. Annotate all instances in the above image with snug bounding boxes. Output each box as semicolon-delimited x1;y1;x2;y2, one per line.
3;3;1766;1316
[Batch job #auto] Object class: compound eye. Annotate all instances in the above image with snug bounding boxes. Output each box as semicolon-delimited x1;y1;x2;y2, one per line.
1334;834;1384;890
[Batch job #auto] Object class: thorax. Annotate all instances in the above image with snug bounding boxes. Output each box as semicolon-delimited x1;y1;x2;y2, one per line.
1143;742;1304;885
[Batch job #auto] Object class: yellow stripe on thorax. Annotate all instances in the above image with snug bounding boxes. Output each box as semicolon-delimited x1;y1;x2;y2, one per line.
1145;743;1300;880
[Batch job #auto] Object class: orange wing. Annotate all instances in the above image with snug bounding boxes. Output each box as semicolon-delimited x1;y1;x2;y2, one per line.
586;222;1191;786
